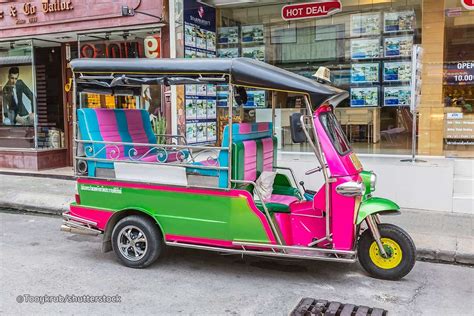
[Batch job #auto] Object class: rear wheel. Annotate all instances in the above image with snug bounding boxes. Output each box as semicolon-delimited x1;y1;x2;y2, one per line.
111;215;164;268
358;223;416;280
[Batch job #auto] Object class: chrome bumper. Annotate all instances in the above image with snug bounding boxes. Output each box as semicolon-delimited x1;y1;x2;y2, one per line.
61;212;102;236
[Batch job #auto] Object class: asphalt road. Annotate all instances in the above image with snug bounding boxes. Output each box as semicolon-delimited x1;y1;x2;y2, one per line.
1;211;473;315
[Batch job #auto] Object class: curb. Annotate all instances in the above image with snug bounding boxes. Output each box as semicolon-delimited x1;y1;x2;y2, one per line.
1;204;473;266
0;171;75;181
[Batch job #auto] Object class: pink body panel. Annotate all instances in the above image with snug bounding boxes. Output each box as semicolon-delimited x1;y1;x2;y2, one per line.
239;123;253;134
70;205;114;230
313;106;360;177
261;137;274;171
330;177;357;250
243;140;257;181
76;178;277;244
257;122;270;132
289;201;327;246
95;109;124;159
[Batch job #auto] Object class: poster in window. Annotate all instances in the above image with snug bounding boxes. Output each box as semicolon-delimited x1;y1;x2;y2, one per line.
383;62;412;82
270;24;296;44
185;48;197;58
196;100;207;119
195;28;207;50
0;65;35;126
245;90;266;108
186;122;197;143
207;99;217;119
351;38;381;60
196;84;207;96
242;46;265;61
217;47;239;58
241;25;264;44
185;99;197;119
185;24;196;47
351;63;380;84
384;36;413;58
206;30;216;52
197;122;207;142
384;11;415;33
207;122;217;142
206;84;216;96
218;26;239;44
350;12;381;37
185;84;197;96
384;86;411;106
350;87;379;107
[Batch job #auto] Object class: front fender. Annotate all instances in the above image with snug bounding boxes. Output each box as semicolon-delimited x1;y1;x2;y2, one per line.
356;197;400;225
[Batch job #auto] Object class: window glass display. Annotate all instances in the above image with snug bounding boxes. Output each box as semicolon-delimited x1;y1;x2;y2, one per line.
217;0;423;155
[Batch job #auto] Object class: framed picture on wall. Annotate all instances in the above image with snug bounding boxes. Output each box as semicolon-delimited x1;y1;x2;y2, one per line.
383;62;412;82
218;26;239;44
242;46;265;61
351;63;380;84
350;12;381;37
384;86;411;106
384;36;413;57
350;87;379;107
270;23;296;44
217;47;239;58
384;10;416;33
241;25;264;44
350;38;381;60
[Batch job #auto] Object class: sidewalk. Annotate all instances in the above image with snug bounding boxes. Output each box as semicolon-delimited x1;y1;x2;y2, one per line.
1;173;472;265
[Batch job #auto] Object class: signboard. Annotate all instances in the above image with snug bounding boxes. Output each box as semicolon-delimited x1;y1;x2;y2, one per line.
282;1;341;21
461;0;474;10
444;62;474;85
410;45;423;111
183;0;217;144
445;112;474;141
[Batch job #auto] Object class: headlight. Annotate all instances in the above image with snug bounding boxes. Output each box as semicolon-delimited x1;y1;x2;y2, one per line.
336;181;365;197
370;172;377;192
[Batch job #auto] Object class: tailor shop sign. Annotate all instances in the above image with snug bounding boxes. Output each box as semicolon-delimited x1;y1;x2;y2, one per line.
0;0;73;25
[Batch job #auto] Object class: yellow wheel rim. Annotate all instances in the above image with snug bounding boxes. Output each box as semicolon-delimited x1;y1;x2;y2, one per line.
369;238;403;270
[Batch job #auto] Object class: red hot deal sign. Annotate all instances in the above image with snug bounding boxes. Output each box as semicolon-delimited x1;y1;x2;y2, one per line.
461;0;474;10
282;1;342;21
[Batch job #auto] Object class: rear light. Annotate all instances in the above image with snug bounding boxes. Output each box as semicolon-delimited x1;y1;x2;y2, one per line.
75;194;81;204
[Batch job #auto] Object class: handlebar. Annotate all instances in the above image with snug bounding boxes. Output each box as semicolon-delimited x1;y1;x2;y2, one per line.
305;164;328;176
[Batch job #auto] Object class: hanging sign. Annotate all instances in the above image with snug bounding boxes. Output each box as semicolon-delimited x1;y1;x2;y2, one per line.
282;1;342;21
461;0;474;10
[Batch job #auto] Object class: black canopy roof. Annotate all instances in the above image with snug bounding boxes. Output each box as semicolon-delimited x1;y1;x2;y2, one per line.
70;58;348;106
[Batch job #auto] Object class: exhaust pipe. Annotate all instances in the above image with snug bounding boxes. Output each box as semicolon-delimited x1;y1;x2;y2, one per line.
61;224;101;236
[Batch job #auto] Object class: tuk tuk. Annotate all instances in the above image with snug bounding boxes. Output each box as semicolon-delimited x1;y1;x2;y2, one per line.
62;58;415;280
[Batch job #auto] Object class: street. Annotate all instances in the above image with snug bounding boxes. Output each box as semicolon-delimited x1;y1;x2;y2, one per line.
0;211;472;315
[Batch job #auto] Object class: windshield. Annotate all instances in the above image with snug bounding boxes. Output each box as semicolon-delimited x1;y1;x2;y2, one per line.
319;111;351;156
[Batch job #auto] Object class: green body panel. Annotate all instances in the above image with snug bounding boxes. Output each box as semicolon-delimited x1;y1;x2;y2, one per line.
356;197;400;225
360;170;372;195
78;183;271;243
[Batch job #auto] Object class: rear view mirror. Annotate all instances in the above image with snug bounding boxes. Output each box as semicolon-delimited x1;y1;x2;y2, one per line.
290;113;307;143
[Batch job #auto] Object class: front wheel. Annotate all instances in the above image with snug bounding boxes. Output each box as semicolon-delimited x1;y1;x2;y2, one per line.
358;223;416;280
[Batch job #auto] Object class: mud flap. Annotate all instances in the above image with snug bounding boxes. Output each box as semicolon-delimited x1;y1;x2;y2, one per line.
291;298;387;316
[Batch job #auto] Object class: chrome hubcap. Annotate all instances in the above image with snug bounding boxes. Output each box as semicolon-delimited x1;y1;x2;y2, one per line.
117;225;148;261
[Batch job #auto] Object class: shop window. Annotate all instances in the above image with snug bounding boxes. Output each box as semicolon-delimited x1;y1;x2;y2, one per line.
216;0;422;155
443;2;474;158
0;40;36;149
77;29;162;118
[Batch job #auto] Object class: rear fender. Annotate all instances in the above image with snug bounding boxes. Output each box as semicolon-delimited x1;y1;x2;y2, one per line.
356;197;400;225
102;207;163;253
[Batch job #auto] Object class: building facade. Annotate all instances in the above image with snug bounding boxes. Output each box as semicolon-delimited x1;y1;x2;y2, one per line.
168;0;474;214
0;0;166;169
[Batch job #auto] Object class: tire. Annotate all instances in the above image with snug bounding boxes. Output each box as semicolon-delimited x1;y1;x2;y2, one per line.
111;215;164;268
358;223;416;280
